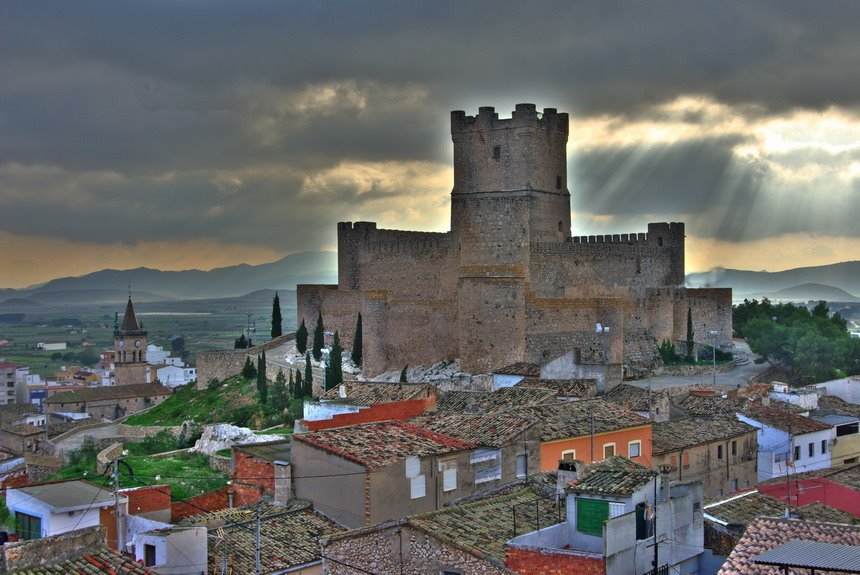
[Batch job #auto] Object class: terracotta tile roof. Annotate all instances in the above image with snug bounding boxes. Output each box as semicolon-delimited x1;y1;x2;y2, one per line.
436;387;556;413
604;383;667;411
759;462;860;491
204;500;342;573
517;378;597;398
567;456;656;497
47;383;171;404
518;399;651;442
178;499;307;527
675;394;747;419
292;420;474;470
410;412;536;448
493;362;541;377
818;395;860;418
795;502;860;525
9;547;157;574
704;490;787;525
652;418;757;455
319;382;438;405
717;517;860;575
1;422;46;436
740;402;831;435
407;488;563;565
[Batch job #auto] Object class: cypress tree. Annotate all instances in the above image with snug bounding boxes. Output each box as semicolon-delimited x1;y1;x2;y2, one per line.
329;330;344;390
256;352;268;404
312;311;325;362
399;365;408;383
271;369;288;410
241;355;257;379
294;369;303;399
686;307;694;361
351;313;363;367
296;319;308;354
304;351;313;397
234;333;247;349
288;369;295;398
271;292;283;339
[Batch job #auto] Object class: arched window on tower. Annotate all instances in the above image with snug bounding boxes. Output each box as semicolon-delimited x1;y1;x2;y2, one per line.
556;175;562;189
558;221;563;232
493;145;501;158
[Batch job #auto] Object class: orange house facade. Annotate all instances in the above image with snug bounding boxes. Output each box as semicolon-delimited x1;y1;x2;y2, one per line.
523;399;653;471
539;424;653;470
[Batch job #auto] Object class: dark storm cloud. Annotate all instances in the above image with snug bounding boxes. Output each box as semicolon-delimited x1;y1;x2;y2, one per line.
1;0;859;251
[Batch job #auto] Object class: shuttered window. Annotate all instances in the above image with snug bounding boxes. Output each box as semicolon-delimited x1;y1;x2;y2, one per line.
410;475;426;499
405;456;420;478
443;468;457;492
609;502;626;518
577;498;609;536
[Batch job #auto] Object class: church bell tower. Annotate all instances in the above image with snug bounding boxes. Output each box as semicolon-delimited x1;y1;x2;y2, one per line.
114;297;148;386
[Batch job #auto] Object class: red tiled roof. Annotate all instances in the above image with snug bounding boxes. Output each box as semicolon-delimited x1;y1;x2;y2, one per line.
741;403;831;435
293;420;474;470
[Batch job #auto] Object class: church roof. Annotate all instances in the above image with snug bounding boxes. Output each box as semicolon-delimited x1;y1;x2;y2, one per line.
120;297;143;333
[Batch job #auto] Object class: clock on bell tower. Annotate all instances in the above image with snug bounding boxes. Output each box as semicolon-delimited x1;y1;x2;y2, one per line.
114;297;148;386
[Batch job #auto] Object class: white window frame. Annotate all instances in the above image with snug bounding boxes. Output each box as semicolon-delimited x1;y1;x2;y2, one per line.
442;468;457;492
603;443;616;459
609;501;626;518
405;456;420;478
561;449;576;461
628;440;642;458
516;453;527;478
410;475;426;499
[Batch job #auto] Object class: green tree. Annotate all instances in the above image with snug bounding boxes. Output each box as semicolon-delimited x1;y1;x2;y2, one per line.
171;336;185;356
295;369;304;399
287;369;295;398
77;348;98;367
270;368;288;411
234;333;247;349
686;307;694;361
296;319;308;354
351;313;363;367
271;292;283;339
312;311;325;362
329;330;344;390
256;352;268;404
304;352;313;397
399;365;408;383
242;355;257;379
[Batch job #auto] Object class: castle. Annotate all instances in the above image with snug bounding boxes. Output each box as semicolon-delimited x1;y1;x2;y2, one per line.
298;104;732;384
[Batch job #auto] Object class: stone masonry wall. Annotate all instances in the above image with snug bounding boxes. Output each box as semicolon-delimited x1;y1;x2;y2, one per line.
3;526;105;572
196;333;295;390
323;524;508;575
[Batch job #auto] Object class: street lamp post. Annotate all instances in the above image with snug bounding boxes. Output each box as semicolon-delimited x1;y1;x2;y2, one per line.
708;330;718;386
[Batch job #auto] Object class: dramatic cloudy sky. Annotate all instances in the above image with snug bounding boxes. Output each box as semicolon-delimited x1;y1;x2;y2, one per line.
2;1;860;287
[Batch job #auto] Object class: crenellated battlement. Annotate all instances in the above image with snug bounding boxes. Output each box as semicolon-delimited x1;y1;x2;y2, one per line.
566;222;685;245
451;103;569;135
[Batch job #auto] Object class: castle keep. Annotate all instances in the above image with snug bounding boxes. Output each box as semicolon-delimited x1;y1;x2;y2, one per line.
298;104;732;381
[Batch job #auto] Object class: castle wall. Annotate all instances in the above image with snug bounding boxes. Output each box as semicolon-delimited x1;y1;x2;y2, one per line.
337;222;456;298
452;194;533;270
296;284;362;351
529;222;686;298
457;277;526;374
687;288;734;349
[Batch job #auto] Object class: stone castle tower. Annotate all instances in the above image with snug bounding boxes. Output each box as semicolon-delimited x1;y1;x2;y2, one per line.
299;105;731;383
114;297;148;386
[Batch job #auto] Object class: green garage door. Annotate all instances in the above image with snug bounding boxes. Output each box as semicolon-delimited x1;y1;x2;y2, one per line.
577;498;609;536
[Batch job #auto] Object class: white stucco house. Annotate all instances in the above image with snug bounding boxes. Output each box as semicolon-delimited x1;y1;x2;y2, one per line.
737;404;832;482
6;480;125;539
155;365;197;388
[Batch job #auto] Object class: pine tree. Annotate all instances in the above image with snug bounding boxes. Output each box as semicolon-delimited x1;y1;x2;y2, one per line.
295;369;304;399
234;333;247;349
296;319;308;354
312;311;325;362
241;355;257;379
271;292;283;339
271;369;288;411
256;352;268;404
304;351;313;397
351;313;363;367
399;365;408;383
329;330;344;390
686;307;694;361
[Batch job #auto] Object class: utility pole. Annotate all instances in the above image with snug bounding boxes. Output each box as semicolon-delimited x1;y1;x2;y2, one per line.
709;330;718;386
590;412;595;462
113;459;124;552
785;414;793;517
255;507;261;575
246;313;254;349
652;470;659;574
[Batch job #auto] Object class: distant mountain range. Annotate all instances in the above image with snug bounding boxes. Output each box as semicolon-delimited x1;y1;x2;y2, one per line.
686;261;860;301
2;255;857;307
0;251;338;303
